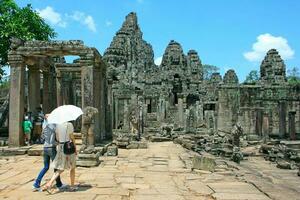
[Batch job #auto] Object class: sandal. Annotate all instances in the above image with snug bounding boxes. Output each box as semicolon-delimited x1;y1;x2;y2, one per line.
69;186;79;192
41;184;54;194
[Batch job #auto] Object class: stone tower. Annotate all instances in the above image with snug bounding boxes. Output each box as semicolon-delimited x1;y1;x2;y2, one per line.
260;49;287;84
103;12;155;84
161;40;187;72
187;50;203;81
223;69;239;84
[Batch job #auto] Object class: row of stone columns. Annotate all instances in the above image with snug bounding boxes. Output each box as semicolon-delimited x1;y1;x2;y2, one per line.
9;63;56;146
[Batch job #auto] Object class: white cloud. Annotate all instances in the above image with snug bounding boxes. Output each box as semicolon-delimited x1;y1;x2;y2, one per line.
69;11;97;32
106;21;112;27
244;33;294;62
155;56;162;65
84;16;96;32
37;6;66;27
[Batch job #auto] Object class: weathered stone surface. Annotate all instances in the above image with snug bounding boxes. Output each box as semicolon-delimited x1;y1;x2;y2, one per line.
150;136;172;142
223;69;239;84
27;145;43;156
260;49;286;84
107;145;118;156
76;159;100;167
77;152;101;167
192;155;216;172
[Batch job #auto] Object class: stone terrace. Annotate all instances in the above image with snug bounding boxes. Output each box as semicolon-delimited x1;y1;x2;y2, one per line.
0;142;281;200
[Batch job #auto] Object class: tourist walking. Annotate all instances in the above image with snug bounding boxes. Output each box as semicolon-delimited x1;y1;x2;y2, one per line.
22;116;32;146
42;121;77;193
32;114;67;191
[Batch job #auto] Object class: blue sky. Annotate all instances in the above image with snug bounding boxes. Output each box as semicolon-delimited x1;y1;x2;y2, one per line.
15;0;300;81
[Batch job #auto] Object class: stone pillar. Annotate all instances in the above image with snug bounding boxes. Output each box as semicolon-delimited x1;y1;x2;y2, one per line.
56;71;63;106
42;71;50;114
178;96;184;128
289;111;296;140
28;66;40;115
114;98;119;129
255;108;263;137
9;62;25;146
98;65;106;140
262;113;269;143
279;101;287;138
48;66;57;110
123;99;129;130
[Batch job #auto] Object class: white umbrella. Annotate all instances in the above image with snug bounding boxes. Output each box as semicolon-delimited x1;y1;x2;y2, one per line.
47;105;83;124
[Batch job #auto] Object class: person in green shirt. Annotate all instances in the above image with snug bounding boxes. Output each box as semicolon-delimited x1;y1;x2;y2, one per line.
23;116;33;145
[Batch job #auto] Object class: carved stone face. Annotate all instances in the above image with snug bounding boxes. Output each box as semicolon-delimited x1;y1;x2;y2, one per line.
169;49;181;65
273;65;283;75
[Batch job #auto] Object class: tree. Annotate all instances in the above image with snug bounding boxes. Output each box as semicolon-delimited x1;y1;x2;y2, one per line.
244;70;259;84
287;67;300;84
0;0;56;79
202;64;220;80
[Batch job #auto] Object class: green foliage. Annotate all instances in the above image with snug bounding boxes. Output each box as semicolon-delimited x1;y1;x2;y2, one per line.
0;0;56;79
0;75;9;89
202;64;220;80
244;70;259;84
287;67;300;84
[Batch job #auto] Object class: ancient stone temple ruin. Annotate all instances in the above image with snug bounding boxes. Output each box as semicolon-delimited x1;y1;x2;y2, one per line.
7;39;110;146
1;12;299;161
104;12;300;144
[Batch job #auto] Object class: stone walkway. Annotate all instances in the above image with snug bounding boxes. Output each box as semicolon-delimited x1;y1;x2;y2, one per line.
238;157;300;200
0;142;273;200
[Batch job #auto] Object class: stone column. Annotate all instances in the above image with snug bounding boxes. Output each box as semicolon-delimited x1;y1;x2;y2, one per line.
114;98;119;129
97;65;106;140
42;71;50;113
178;96;184;128
81;64;96;132
255;108;263;137
262;113;269;143
123;99;129;130
289;111;296;140
279;101;287;138
28;66;40;116
49;66;57;110
9;62;25;146
56;71;63;106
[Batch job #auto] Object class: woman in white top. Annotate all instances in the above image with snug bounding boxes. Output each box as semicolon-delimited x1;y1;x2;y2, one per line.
42;122;77;192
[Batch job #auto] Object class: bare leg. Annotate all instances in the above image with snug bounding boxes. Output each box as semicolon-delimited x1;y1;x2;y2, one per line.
45;170;64;188
70;168;75;187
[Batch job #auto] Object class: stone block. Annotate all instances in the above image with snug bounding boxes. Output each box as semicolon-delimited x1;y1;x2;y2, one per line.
276;160;293;169
127;142;139;149
247;134;261;141
76;159;100;167
138;142;148;149
107;146;118;156
192;154;216;172
76;152;100;167
116;141;129;148
150;136;171;142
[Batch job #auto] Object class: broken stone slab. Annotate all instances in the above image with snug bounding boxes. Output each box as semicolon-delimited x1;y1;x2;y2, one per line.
192;154;216;172
247;134;261;141
76;159;100;167
77;152;100;159
107;145;118;156
126;141;148;149
116;141;129;148
0;146;30;156
276;160;296;169
76;152;101;167
150;136;171;142
27;145;43;156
